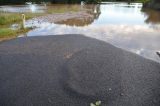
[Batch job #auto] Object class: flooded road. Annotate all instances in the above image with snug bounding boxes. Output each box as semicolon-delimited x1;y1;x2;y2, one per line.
0;2;160;62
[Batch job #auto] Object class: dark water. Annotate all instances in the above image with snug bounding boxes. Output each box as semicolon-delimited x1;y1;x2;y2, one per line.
1;2;160;62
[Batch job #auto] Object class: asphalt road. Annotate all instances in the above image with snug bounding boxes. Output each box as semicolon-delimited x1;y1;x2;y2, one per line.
0;35;160;106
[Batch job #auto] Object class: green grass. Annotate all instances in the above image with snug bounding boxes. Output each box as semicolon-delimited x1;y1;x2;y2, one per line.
0;5;80;25
135;0;150;3
0;28;31;38
0;12;43;25
0;12;37;40
0;12;45;40
0;5;81;41
0;28;16;37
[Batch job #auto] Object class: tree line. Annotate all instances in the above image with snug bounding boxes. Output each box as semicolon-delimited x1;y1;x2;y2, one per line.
0;0;83;5
0;0;153;5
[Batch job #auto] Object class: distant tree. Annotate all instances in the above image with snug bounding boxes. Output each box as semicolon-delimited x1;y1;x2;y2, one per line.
0;0;155;5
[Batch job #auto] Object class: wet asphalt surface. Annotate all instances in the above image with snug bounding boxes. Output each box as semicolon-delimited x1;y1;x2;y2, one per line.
0;34;160;106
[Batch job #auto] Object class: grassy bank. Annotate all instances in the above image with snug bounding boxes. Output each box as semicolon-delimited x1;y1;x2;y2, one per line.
0;5;80;25
0;12;43;25
0;12;44;40
0;28;31;38
0;28;32;41
0;5;80;41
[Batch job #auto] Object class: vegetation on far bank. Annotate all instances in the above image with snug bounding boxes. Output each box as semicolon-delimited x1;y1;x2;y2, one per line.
143;0;160;10
0;0;152;5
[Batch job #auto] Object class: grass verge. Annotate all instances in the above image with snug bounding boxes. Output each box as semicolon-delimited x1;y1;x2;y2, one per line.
0;5;81;41
0;5;80;26
0;12;43;41
0;12;44;25
0;28;32;41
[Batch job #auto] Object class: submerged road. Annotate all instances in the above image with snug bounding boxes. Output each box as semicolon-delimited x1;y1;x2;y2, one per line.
0;35;160;106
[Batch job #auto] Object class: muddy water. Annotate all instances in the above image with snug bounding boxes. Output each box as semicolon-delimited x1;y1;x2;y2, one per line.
1;2;160;62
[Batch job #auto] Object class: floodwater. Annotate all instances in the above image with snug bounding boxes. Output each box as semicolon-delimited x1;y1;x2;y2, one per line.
0;2;160;62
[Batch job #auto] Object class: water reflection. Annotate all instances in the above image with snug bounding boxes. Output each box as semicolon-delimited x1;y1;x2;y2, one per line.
141;9;160;30
55;18;94;27
0;4;46;13
142;9;160;24
55;5;101;26
1;2;160;62
25;3;160;62
26;23;160;62
29;4;36;12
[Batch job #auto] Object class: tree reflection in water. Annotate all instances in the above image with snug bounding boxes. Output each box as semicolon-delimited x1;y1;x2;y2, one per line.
55;4;101;27
142;9;160;24
141;8;160;30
